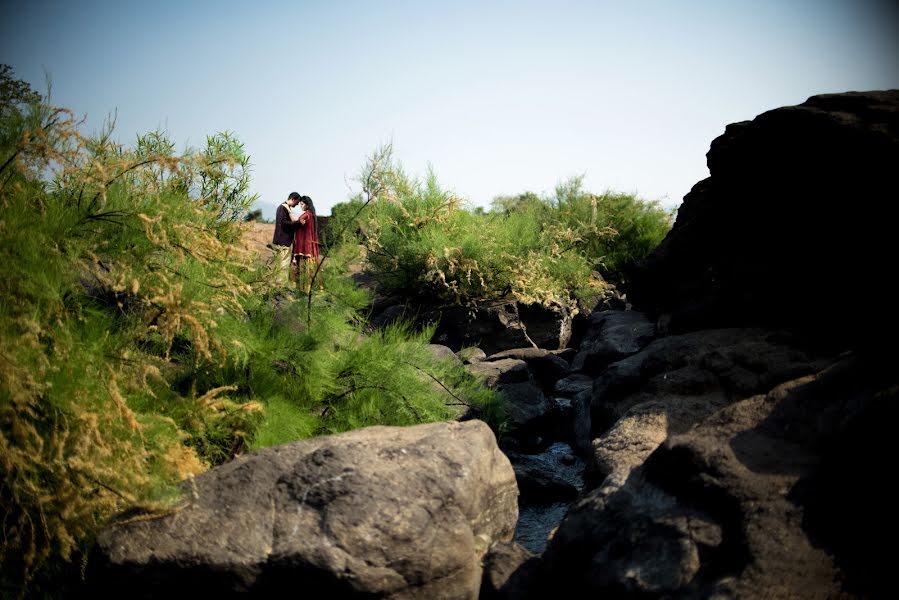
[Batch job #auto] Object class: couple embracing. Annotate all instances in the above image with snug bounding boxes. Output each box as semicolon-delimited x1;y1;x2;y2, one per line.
272;191;320;291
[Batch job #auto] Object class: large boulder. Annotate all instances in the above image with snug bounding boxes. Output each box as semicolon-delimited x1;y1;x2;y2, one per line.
480;541;539;600
90;421;518;599
541;357;896;598
626;90;899;351
465;358;530;388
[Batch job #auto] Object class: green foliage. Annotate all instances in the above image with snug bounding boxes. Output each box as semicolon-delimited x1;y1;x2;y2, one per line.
0;71;501;596
346;148;643;309
329;195;367;245
549;175;673;282
244;207;272;223
0;64;41;111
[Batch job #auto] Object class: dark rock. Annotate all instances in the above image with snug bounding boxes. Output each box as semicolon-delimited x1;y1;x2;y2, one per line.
424;299;574;354
542;475;722;598
89;421;518;599
625;90;899;352
512;465;579;504
466;358;530;388
517;301;573;350
586;394;728;490
530;91;899;600
480;541;540;600
487;348;551;361
426;301;533;355
486;348;570;390
426;343;462;366
552;374;593;398
506;445;585;505
527;354;570;390
457;347;487;364
551;347;577;363
541;356;896;598
589;328;826;437
570;390;592;456
570;310;655;375
498;382;554;449
369;293;404;319
367;302;406;330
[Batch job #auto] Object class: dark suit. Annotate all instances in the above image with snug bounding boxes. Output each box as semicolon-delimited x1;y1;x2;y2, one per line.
272;203;297;247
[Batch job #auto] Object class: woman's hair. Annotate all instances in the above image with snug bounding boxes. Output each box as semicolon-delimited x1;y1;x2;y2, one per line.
300;195;315;216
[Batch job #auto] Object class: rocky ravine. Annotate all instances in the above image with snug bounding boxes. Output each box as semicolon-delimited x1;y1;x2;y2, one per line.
91;90;898;599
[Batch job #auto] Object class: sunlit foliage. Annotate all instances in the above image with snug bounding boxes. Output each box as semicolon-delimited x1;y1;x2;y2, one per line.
0;68;501;596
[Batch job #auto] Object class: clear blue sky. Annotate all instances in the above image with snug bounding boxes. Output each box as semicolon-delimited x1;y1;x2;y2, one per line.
3;0;897;217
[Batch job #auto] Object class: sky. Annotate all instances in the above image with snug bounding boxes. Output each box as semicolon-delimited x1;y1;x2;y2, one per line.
2;0;897;217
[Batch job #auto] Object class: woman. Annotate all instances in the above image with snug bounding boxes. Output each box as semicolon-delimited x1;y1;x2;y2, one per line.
291;195;320;292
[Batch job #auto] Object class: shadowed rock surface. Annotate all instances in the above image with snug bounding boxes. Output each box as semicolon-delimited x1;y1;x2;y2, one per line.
527;91;899;599
626;90;899;351
570;310;656;375
90;421;517;599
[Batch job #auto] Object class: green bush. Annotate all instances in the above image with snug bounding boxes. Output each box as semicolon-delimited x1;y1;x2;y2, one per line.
0;69;502;596
549;176;674;282
345;148;671;310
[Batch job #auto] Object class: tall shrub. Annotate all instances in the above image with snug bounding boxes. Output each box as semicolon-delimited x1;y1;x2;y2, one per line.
354;148;609;308
0;72;502;595
551;175;674;282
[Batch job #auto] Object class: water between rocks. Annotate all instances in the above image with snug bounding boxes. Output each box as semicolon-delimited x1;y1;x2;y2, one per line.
506;441;586;554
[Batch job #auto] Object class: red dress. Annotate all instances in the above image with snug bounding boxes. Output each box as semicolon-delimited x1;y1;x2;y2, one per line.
293;210;320;259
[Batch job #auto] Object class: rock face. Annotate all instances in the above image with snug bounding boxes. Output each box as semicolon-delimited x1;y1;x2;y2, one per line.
542;357;896;598
524;91;899;599
588;328;826;436
90;421;518;599
424;299;573;355
626;90;899;351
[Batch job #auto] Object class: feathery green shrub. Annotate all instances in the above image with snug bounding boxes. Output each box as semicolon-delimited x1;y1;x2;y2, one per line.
0;69;502;596
338;147;672;310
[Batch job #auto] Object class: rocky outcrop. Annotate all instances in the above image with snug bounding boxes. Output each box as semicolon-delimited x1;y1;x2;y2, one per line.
483;348;571;390
90;421;517;599
626;90;899;351
588;328;828;436
465;358;530;388
542;357;896;598
426;301;534;355
527;91;899;599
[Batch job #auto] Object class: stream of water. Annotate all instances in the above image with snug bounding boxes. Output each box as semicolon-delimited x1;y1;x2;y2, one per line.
508;441;585;554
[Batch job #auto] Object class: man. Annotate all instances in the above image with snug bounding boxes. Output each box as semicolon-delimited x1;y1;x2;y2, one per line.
270;192;301;285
